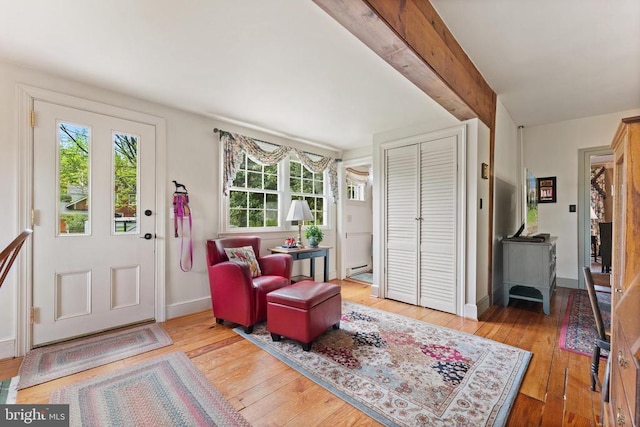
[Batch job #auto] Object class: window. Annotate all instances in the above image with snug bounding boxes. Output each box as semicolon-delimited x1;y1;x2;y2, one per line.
58;122;90;235
229;154;279;228
289;158;326;226
113;132;139;234
347;183;366;201
226;153;329;231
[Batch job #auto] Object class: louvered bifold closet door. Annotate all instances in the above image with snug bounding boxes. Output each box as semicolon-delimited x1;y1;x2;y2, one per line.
419;136;458;313
385;144;419;304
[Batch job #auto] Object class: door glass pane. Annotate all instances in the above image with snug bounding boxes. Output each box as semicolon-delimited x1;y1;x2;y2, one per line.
113;132;139;234
58;122;90;235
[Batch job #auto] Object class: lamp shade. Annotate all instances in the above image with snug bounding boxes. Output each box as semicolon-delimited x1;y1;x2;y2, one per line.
590;206;598;220
286;199;314;222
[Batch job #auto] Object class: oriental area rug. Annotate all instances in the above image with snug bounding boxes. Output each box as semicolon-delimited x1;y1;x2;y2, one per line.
559;289;611;357
50;351;250;427
18;323;172;389
236;301;531;427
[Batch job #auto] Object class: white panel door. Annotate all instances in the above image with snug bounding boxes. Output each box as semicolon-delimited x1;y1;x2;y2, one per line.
32;100;156;346
419;136;458;313
385;145;419;304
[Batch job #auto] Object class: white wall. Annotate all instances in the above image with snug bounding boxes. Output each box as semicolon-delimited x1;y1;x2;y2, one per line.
523;108;640;286
492;98;520;304
0;61;339;357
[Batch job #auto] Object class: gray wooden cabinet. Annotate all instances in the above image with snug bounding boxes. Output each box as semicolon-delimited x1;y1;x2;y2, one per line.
502;237;557;315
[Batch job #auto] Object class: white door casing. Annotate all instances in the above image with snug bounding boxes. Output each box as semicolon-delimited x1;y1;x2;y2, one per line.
32;100;156;346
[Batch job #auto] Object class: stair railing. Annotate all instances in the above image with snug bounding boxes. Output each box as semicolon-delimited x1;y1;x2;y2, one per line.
0;229;32;289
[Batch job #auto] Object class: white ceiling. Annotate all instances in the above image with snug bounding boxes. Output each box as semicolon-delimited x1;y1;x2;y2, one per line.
1;1;638;151
431;0;640;127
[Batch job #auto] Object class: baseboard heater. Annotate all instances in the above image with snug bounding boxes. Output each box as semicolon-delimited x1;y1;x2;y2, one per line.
348;264;371;276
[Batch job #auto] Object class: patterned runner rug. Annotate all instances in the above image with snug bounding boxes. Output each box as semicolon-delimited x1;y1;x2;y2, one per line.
50;351;250;427
18;323;172;389
559;289;611;357
236;301;531;427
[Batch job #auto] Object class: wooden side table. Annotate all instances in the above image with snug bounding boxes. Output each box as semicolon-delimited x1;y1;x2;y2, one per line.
269;246;332;283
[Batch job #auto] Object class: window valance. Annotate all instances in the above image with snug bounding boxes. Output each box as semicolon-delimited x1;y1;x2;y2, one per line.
219;130;339;201
346;167;370;185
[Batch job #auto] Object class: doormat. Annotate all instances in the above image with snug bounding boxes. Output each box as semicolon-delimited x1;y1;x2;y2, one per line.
18;323;172;389
349;271;373;284
559;289;610;357
50;351;250;427
235;301;531;427
0;376;19;404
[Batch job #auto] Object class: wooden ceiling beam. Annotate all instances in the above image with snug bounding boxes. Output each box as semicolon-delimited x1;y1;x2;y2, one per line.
313;0;496;128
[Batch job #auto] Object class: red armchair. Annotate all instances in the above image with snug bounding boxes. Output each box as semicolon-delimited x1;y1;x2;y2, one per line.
206;237;292;333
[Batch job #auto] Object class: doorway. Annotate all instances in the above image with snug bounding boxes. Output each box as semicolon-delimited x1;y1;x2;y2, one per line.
32;100;157;346
17;85;167;355
339;157;373;285
578;146;613;289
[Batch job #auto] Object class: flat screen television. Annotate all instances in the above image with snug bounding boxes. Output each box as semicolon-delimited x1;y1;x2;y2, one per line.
524;168;538;236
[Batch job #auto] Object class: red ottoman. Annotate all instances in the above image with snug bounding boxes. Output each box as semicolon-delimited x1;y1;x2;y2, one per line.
266;280;341;351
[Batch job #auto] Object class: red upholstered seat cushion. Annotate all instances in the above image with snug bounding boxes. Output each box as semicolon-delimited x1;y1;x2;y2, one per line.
266;280;340;310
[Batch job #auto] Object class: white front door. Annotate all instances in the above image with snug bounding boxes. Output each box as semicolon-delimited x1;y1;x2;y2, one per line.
32;100;156;346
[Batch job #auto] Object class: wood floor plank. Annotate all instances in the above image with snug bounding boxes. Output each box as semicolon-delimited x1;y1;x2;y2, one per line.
316;402;381;426
507;393;543;426
519;288;568;400
0;280;602;425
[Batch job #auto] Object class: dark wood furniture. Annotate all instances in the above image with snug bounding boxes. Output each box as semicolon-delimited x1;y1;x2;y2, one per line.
269;246;331;283
599;222;612;273
583;267;611;394
606;116;640;427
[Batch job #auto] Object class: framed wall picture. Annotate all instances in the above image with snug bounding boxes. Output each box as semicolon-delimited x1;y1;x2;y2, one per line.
537;177;556;203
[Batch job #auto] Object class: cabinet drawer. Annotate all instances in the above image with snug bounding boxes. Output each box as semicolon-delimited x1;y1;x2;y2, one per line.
295;251;315;260
616;323;639;425
612;367;635;427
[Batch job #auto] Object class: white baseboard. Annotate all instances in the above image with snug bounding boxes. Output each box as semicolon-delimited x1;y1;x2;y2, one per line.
165;296;212;320
464;303;478;320
476;295;490;317
370;285;380;298
557;277;579;289
0;338;15;359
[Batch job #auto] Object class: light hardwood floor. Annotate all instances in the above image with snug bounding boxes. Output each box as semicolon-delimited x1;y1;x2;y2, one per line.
0;280;604;426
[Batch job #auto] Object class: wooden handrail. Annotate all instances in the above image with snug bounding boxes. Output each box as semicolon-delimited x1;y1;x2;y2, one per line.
0;229;32;289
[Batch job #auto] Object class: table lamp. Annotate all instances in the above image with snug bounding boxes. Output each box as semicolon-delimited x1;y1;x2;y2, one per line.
286;199;314;247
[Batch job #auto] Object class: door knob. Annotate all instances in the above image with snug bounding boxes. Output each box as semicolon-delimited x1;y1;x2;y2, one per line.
139;233;153;240
144;210;153;216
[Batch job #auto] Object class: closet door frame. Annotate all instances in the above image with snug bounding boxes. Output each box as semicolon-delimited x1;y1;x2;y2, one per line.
380;125;467;315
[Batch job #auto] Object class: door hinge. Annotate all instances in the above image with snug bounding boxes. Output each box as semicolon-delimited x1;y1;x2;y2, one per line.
30;110;36;128
31;208;35;228
30;307;37;325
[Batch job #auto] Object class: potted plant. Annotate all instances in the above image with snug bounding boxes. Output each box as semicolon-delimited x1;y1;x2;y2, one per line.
304;225;323;248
